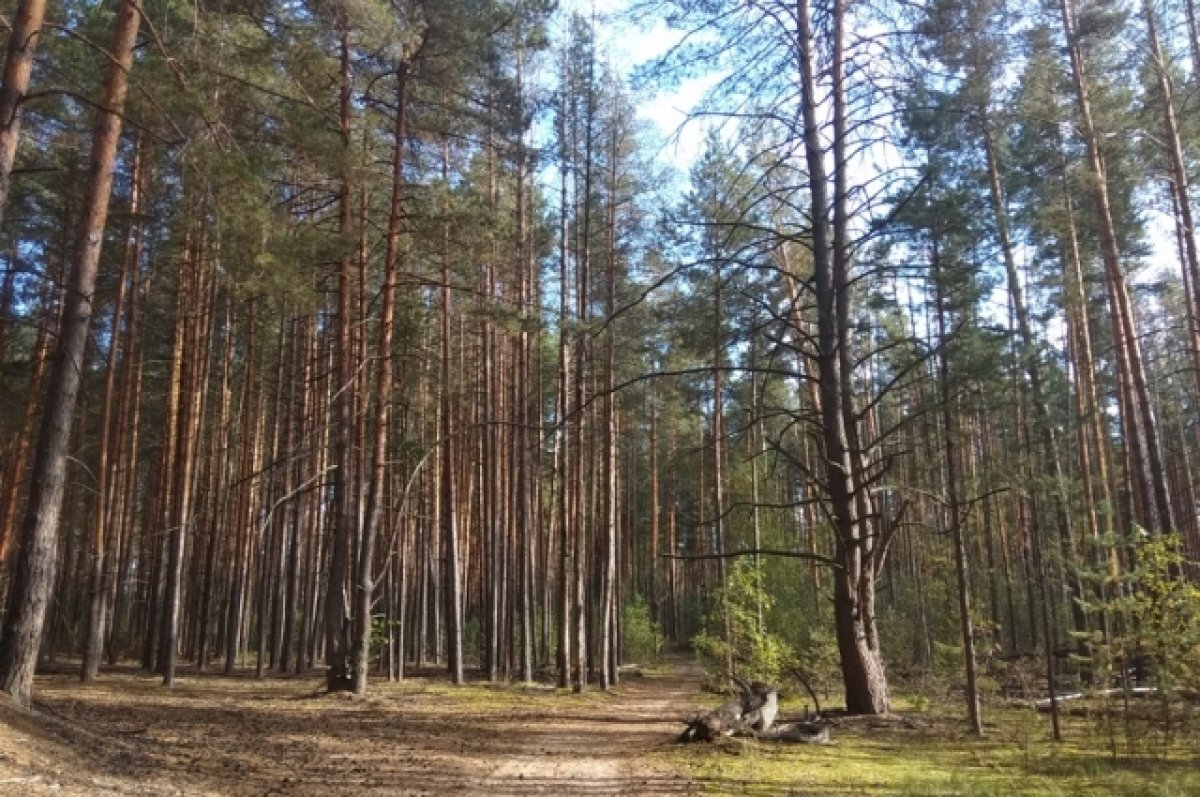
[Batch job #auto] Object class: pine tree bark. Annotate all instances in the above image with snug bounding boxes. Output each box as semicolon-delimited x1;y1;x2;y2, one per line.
0;0;141;706
325;28;357;692
224;302;261;675
81;134;143;681
439;139;464;686
932;236;982;735
555;67;572;687
352;58;409;695
711;237;732;681
161;222;211;686
1187;0;1200;77
795;0;888;715
0;250;15;362
1140;0;1200;406
600;119;620;690
1058;0;1175;536
0;0;48;228
0;281;51;565
571;28;596;694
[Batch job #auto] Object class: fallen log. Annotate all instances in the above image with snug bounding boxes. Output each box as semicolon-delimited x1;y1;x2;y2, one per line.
678;678;782;743
758;720;832;745
678;696;745;742
1032;686;1194;711
733;676;779;732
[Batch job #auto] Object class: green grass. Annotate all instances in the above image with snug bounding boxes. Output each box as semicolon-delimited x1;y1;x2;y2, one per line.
660;696;1200;796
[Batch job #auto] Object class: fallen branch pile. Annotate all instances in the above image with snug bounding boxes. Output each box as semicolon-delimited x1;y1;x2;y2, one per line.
678;676;831;744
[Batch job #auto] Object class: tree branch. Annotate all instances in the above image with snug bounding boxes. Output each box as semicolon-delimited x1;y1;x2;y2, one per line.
661;548;840;570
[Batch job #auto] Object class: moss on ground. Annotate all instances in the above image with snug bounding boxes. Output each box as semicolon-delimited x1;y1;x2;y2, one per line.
659;695;1200;796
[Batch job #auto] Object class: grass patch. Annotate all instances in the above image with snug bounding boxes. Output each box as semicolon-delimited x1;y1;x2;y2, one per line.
662;695;1200;796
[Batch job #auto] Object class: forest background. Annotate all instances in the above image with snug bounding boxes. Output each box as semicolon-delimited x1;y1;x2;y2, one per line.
0;0;1198;756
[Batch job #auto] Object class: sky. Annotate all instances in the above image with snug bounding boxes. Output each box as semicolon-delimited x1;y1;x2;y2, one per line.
557;0;716;171
552;0;1180;302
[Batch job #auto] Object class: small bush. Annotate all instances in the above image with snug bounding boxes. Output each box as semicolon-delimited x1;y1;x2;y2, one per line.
621;595;663;663
692;560;794;688
1087;533;1200;754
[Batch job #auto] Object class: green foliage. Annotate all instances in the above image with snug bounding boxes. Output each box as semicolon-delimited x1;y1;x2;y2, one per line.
1084;535;1200;687
463;615;483;669
1082;533;1200;754
692;560;792;687
670;690;1200;796
369;614;396;658
620;596;663;663
1124;536;1200;695
788;624;840;709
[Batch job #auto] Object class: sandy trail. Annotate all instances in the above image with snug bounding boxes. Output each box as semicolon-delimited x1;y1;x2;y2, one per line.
0;657;708;796
476;664;704;795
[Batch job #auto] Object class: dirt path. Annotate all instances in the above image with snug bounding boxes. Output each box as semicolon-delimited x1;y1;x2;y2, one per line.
474;662;704;795
0;657;709;796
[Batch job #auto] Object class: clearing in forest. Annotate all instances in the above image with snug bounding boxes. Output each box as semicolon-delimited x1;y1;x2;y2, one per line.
1;655;1197;796
0;657;707;796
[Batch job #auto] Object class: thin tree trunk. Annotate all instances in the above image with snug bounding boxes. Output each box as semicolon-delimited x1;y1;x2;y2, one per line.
197;296;234;671
106;259;147;664
1058;0;1175;536
648;394;660;625
600;120;619;689
353;58;409;695
711;239;732;681
555;66;572;687
1142;0;1200;364
82;134;143;681
932;235;982;735
162;222;210;686
325;28;357;692
224;301;260;675
0;282;51;565
980;121;1088;645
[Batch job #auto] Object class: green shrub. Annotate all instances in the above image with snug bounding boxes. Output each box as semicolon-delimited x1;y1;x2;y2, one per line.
1086;533;1200;754
692;560;794;688
621;595;663;663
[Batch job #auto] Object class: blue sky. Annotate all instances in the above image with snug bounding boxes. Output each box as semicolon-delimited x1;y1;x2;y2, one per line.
558;0;718;170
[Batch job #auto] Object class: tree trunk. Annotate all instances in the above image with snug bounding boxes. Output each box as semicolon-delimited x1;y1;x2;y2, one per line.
0;281;51;565
439;139;464;687
325;29;357;692
161;223;210;686
795;0;888;715
555;63;572;687
0;0;141;706
0;0;48;228
1058;0;1175;537
979;120;1088;646
600;119;620;689
1140;0;1200;407
932;235;982;735
711;236;731;681
81;134;143;681
353;59;408;695
225;302;261;675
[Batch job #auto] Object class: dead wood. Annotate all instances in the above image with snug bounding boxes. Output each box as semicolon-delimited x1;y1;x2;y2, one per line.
678;678;781;743
786;664;824;716
757;720;832;744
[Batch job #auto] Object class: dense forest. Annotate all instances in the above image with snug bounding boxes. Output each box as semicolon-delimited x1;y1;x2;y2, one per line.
0;0;1198;757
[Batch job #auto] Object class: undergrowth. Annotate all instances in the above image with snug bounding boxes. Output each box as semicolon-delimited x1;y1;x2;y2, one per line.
661;693;1200;796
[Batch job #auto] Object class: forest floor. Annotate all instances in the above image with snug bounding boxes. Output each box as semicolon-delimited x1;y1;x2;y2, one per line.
0;655;707;796
1;654;1198;796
